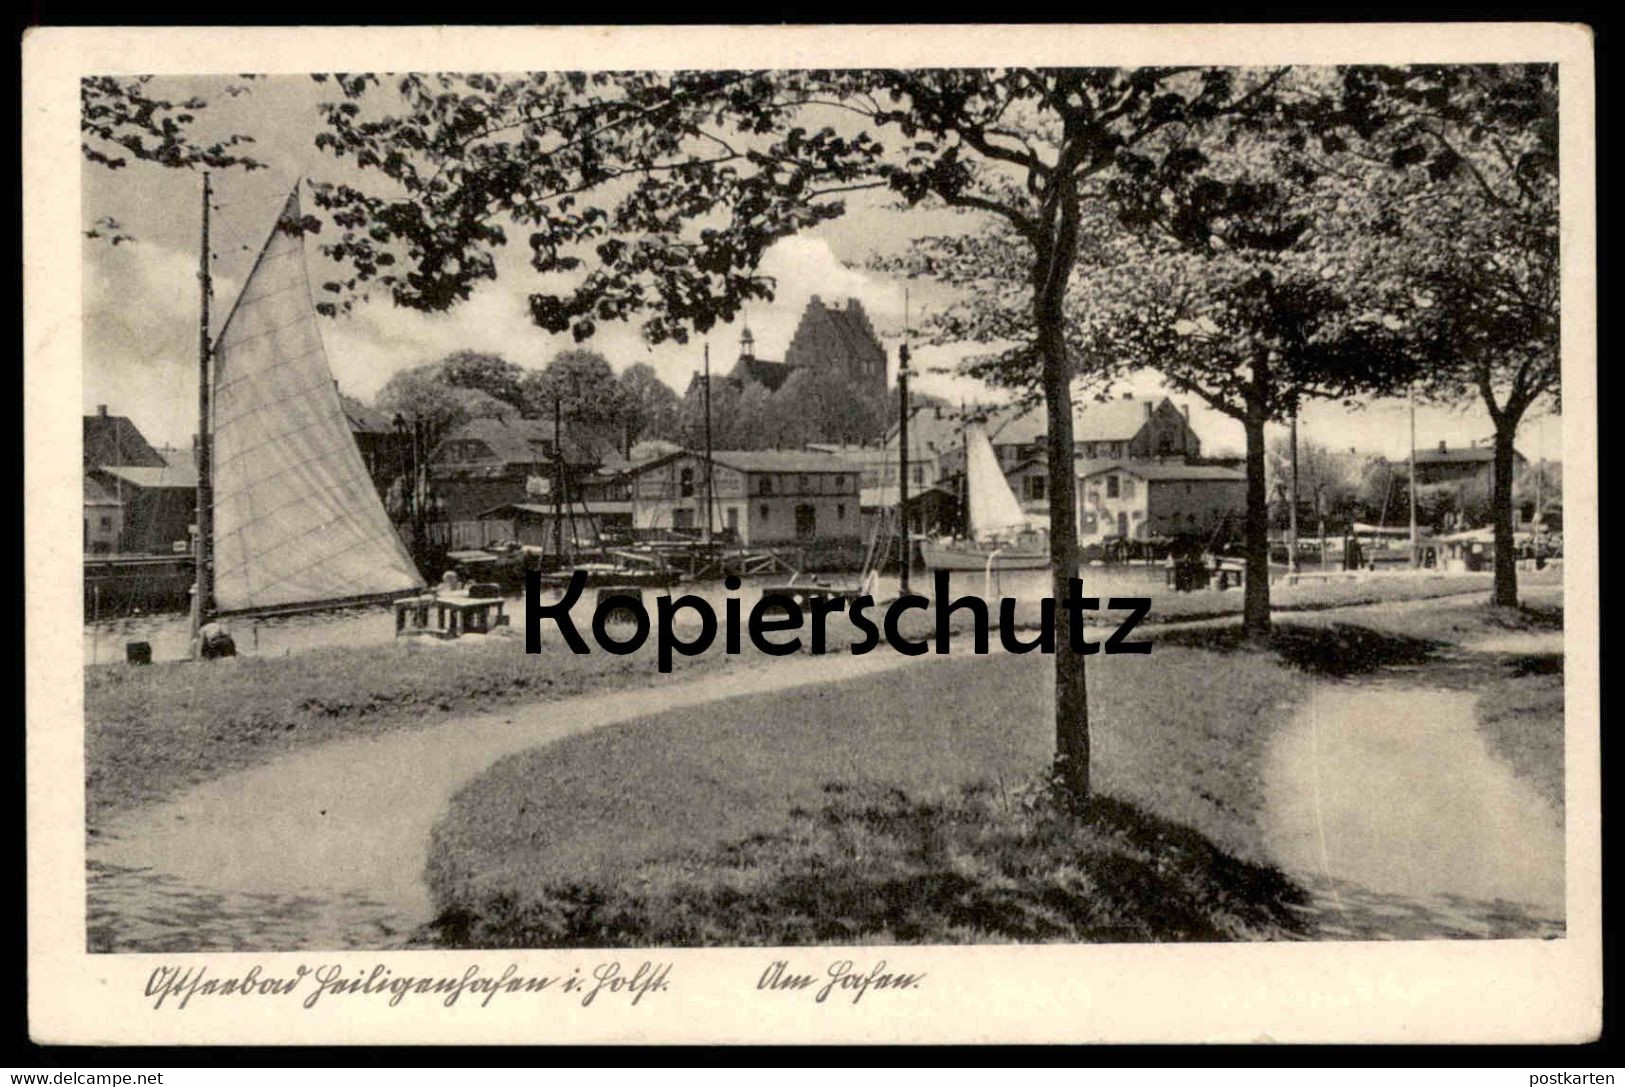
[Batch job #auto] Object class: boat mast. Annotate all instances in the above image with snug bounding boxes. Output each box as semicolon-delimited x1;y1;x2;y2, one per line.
191;171;215;650
958;400;969;538
702;342;715;542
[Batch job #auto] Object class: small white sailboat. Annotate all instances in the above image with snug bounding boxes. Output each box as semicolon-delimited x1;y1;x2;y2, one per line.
193;180;424;645
919;424;1049;572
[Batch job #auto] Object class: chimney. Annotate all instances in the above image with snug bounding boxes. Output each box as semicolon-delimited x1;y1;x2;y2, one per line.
1144;401;1153;420
1438;440;1447;453
97;404;108;417
1180;403;1190;422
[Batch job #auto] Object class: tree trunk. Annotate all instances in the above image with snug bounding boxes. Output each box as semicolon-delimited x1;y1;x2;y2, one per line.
1041;314;1088;801
1490;420;1519;607
1242;413;1272;640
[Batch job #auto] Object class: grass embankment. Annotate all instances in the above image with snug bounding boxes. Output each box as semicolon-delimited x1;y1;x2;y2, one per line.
1475;660;1565;818
424;618;1449;949
85;630;754;830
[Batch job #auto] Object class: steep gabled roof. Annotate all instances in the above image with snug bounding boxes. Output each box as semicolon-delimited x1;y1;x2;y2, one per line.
84;411;167;468
619;448;860;478
729;356;792;392
432;412;614;464
1416;444;1525;464
84;475;122;506
338;393;397;436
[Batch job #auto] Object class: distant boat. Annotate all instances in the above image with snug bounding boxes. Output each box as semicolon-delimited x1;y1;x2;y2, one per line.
194;181;425;634
919;424;1049;572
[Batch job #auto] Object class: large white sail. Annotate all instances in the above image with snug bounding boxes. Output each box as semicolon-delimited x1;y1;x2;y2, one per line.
209;188;423;615
964;425;1029;539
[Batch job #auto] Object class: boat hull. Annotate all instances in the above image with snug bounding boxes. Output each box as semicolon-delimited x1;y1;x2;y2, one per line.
919;540;1050;572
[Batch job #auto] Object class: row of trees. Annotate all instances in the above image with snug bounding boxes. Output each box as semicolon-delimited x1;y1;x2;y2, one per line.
373;348;684;457
372;344;904;459
677;368;898;451
1263;437;1563;535
84;64;1562;803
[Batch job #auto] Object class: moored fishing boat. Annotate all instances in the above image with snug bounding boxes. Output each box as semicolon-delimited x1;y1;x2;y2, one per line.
920;424;1050;573
192;179;426;655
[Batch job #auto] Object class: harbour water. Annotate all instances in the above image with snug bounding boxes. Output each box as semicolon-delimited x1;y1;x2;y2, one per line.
84;564;1172;665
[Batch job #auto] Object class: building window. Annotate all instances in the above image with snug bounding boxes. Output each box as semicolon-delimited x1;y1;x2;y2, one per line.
760;505;771;521
911;465;925;484
799;474;811;493
1121;478;1135;498
100;516;112;529
758;477;774;496
1024;475;1046;501
837;504;846;520
679;467;695;498
1106;475;1120;498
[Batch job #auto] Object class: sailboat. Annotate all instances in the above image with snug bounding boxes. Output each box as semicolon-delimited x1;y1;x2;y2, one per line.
191;178;424;648
919;424;1049;572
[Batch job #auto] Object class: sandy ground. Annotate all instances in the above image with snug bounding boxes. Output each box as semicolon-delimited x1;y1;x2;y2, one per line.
1264;679;1564;937
89;646;951;950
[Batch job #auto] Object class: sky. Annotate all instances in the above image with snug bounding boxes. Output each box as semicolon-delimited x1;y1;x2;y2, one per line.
81;73;1562;464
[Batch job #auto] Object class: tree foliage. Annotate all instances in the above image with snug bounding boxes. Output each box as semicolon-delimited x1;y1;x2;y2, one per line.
1315;65;1559;604
435;350;527;412
375;360;511;449
521;349;626;430
617;362;684;449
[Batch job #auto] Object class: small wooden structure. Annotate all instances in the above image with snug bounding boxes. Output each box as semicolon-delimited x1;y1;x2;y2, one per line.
395;592;509;639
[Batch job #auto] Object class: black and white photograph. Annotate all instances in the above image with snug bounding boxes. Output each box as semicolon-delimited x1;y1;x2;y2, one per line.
25;23;1598;1046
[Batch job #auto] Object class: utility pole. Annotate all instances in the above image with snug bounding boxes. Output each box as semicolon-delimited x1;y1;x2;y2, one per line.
191;171;214;654
898;343;912;595
1288;406;1299;575
702;343;715;541
1408;383;1419;567
553;396;565;564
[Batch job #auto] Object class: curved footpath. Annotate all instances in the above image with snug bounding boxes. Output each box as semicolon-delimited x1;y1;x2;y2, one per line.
89;647;947;951
1262;637;1565;940
88;589;1567;951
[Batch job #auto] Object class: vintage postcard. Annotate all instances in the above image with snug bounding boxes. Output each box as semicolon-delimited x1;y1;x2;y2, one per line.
25;23;1599;1045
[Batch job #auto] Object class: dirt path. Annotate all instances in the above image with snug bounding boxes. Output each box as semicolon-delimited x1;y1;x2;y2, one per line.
88;647;939;952
1264;678;1564;940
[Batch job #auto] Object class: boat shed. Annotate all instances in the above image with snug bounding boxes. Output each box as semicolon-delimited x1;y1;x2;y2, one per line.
619;449;863;546
477;500;635;551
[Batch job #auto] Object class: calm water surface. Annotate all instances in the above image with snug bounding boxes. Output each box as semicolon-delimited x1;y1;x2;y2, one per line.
84;564;1172;665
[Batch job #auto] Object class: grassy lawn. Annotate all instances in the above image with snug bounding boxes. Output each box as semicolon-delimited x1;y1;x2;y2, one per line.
85;630;755;829
1475;657;1565;819
423;645;1314;947
421;589;1567;949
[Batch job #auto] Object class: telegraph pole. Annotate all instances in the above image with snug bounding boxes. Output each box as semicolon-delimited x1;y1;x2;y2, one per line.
898;342;912;595
553;396;565;563
702;343;716;541
191;171;215;653
1288;407;1299;575
1408;384;1419;567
